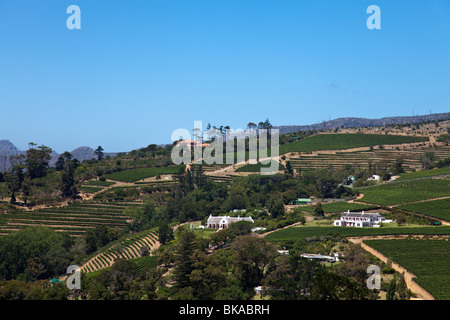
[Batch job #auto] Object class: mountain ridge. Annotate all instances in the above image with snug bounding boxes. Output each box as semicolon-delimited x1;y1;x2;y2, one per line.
274;112;450;134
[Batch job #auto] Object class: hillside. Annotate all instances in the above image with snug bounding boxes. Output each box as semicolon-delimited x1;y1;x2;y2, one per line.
275;112;450;134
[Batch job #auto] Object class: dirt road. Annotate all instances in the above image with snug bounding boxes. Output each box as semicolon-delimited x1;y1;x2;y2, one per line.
348;236;436;300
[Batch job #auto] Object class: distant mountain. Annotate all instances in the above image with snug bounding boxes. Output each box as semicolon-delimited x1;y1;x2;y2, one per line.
274;112;450;134
0;142;118;172
0;140;19;152
70;146;96;162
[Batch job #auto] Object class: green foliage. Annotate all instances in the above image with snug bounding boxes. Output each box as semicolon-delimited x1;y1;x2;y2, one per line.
25;145;53;180
0;227;74;281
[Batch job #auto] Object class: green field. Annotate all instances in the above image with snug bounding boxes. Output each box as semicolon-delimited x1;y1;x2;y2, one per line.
398;198;450;222
279;134;428;155
235;160;285;173
265;224;450;242
104;165;184;182
364;239;450;300
360;178;450;206
395;166;450;181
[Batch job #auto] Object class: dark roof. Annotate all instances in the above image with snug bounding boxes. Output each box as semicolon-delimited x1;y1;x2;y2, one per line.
341;211;382;218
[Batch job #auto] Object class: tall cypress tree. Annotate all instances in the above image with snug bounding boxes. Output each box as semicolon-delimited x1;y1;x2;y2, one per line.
173;229;197;289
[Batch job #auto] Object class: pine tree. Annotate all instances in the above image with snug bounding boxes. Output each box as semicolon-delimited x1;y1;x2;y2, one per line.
94;146;104;161
173;229;197;289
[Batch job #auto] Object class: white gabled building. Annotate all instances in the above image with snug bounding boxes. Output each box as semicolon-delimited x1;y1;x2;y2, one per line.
333;210;385;227
206;215;254;230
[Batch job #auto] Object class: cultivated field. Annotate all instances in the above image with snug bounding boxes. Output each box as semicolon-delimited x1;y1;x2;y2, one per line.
399;198;450;222
364;239;450;300
359;178;450;206
0;202;132;237
81;228;160;273
104;165;184;182
279;133;428;155
395;166;450;181
288;145;450;173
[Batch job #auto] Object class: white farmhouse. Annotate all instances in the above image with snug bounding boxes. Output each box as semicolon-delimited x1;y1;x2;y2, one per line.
206;215;254;230
333;210;385;227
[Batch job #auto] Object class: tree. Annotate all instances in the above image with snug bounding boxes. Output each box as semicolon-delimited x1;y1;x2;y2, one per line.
247;122;257;130
147;144;157;158
55;152;72;171
25;144;53;179
60;156;79;198
284;161;294;176
393;157;405;175
94;146;104;161
264;118;272;129
158;221;174;245
0;227;74;281
231;235;278;293
5;155;25;204
172;229;199;289
313;202;324;217
230;221;253;236
421;151;435;169
270;199;285;219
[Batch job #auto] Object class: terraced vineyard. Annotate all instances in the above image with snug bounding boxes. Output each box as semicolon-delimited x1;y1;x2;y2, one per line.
364;239;450;300
0;202;132;237
279;133;428;155
81;228;160;273
288;145;450;173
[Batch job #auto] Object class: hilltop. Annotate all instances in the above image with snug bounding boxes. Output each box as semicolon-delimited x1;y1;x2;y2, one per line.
275;112;450;134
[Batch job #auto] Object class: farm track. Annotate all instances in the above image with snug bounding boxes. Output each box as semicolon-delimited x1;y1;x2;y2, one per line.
348;235;442;300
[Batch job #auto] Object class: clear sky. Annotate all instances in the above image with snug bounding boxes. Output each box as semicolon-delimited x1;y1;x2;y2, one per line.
0;0;449;153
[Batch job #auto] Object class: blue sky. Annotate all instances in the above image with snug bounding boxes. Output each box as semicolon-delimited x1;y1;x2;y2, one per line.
0;0;449;153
